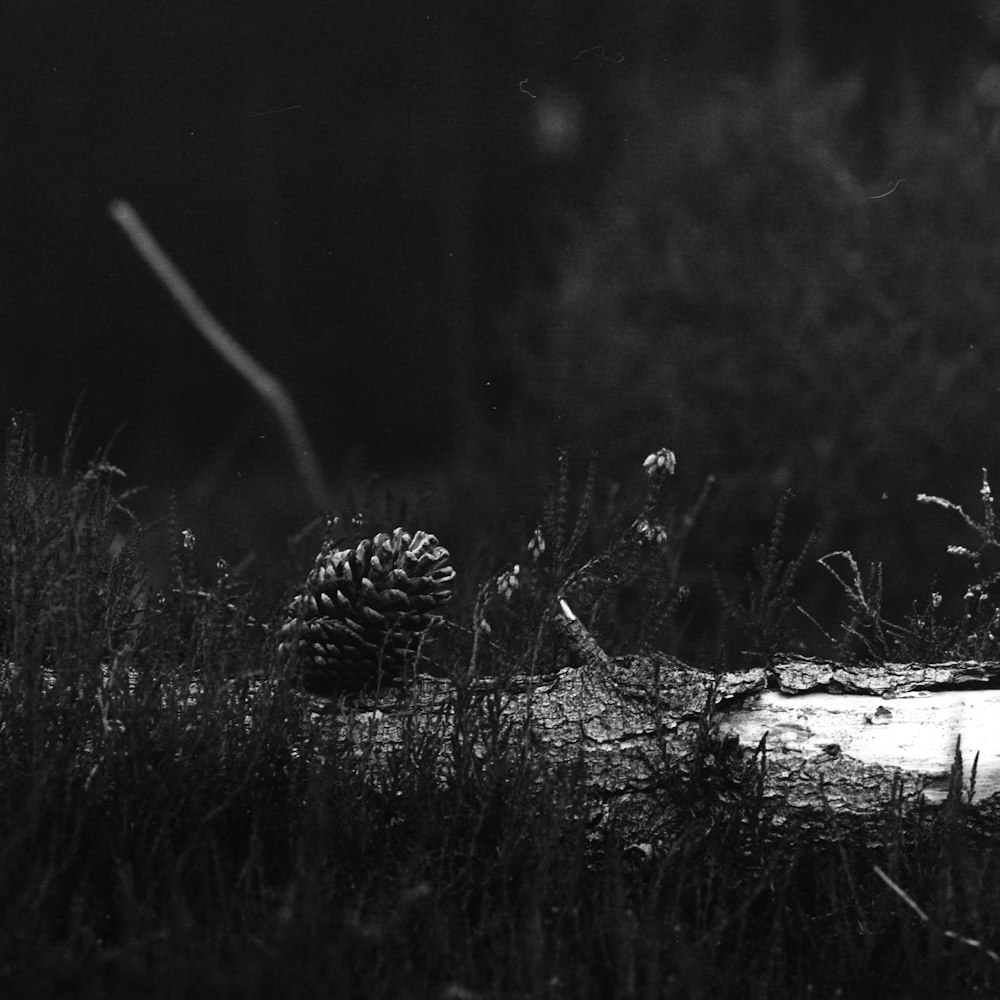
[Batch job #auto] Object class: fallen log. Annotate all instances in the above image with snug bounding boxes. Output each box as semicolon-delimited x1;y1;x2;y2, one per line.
322;600;1000;844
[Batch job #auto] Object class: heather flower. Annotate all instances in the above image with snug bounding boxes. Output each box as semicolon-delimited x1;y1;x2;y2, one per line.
497;565;520;600
635;517;668;546
528;527;546;560
643;448;676;479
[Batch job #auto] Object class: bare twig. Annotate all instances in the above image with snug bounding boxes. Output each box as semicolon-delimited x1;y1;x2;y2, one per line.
108;199;332;511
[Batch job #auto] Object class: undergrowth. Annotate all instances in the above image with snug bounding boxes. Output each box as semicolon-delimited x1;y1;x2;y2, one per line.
3;415;1000;999
807;468;1000;665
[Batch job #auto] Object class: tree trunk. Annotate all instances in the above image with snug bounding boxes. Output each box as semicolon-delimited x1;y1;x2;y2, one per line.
325;602;1000;845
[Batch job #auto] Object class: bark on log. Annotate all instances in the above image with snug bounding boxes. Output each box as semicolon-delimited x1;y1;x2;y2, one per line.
323;601;1000;845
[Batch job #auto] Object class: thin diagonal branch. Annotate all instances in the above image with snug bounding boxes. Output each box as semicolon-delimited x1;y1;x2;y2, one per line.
108;199;331;510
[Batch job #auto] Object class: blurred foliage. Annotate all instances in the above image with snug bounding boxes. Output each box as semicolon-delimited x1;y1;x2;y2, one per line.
489;66;1000;626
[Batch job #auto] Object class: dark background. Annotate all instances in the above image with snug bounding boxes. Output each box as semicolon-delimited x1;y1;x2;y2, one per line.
3;0;1000;634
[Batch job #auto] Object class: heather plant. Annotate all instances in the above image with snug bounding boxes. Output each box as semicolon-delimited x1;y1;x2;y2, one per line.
813;469;1000;663
468;446;712;679
917;469;1000;655
715;490;816;667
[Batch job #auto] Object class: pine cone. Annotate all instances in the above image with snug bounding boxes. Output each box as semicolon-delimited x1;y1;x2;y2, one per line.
278;527;455;696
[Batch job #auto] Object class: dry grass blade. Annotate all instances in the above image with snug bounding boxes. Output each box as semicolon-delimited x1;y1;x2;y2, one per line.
874;865;1000;963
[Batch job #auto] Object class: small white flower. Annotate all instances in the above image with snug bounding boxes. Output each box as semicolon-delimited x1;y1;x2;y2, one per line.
181;529;196;550
931;592;942;609
643;448;677;478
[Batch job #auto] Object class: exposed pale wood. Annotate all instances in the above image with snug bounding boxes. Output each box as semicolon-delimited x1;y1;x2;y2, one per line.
325;603;1000;842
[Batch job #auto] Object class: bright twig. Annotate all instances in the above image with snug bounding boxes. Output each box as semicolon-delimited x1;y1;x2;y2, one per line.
108;199;331;511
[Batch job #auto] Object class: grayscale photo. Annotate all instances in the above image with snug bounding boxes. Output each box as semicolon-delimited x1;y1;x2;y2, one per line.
3;2;1000;995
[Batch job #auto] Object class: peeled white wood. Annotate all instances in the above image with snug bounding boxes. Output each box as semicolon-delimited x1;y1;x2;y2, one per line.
725;686;1000;804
